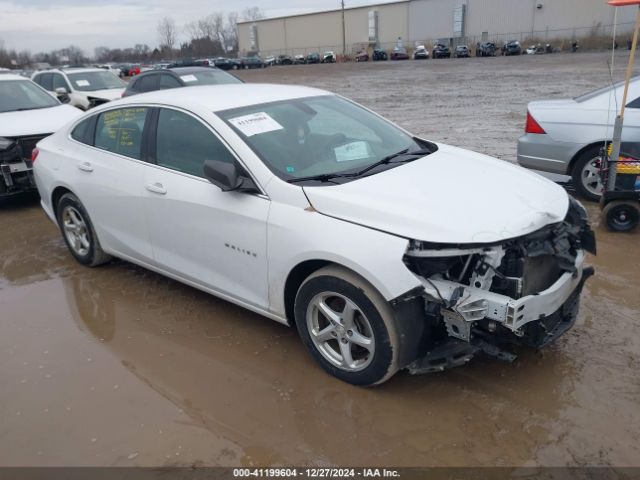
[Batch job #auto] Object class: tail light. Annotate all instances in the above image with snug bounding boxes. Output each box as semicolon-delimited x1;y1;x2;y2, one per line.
525;111;546;134
31;147;40;163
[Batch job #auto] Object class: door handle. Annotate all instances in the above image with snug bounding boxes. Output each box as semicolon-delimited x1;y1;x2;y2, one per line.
77;162;93;172
145;182;167;195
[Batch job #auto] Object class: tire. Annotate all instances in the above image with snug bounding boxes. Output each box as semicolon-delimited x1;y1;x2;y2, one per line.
294;266;401;386
572;146;605;201
603;200;639;232
56;193;111;267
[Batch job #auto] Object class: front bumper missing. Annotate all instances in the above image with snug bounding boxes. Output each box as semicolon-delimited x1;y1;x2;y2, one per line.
408;267;593;374
405;247;594;374
421;251;588;334
1;160;36;196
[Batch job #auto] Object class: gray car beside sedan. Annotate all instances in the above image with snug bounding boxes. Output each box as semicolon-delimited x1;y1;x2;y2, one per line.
518;77;640;201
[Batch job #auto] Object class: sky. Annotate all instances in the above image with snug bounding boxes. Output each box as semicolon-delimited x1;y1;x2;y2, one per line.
0;0;385;55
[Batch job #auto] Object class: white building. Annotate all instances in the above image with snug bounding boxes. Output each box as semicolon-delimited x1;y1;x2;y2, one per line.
237;0;637;56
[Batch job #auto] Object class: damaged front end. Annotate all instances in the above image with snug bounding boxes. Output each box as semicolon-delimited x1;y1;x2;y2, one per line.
0;135;43;198
400;198;596;374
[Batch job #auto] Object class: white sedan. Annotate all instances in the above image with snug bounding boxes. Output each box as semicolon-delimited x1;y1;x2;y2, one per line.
518;77;640;201
0;74;82;198
33;84;595;385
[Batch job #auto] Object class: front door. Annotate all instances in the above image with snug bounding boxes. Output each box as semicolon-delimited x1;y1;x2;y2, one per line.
142;107;270;309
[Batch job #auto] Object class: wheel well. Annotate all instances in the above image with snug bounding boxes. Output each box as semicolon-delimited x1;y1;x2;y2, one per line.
283;260;332;326
568;141;608;175
51;186;72;218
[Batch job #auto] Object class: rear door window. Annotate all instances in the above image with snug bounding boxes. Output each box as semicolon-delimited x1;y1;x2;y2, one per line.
159;74;181;89
136;74;159;93
34;73;53;91
95;108;149;160
154;108;236;177
52;74;70;92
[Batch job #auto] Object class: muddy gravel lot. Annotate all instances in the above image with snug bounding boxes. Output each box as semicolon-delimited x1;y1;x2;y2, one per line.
1;52;639;468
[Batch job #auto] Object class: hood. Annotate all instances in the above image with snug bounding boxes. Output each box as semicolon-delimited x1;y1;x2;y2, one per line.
85;88;124;100
303;144;569;244
1;104;82;137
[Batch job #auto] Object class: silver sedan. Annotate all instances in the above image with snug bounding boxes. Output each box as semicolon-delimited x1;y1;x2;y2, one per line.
518;78;640;201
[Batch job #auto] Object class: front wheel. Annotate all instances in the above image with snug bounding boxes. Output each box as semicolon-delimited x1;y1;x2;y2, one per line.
572;146;604;201
294;266;401;386
56;193;111;267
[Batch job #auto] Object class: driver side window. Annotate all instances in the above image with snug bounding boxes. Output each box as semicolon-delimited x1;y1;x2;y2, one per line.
155;108;236;178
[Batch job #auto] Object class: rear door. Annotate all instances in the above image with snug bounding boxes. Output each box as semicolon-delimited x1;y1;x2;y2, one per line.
141;107;270;309
67;106;154;262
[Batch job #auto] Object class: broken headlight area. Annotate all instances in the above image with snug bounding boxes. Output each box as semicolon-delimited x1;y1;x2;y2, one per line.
87;97;110;109
401;214;596;374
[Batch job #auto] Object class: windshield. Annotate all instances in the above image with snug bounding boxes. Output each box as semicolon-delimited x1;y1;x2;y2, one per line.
178;70;242;86
218;95;429;183
0;79;59;113
66;71;125;91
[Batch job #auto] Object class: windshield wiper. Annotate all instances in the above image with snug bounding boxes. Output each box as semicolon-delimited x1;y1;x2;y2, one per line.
287;173;347;184
349;147;433;177
287;146;433;184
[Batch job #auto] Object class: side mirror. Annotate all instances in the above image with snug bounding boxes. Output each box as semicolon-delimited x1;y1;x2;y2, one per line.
203;160;259;193
55;87;69;95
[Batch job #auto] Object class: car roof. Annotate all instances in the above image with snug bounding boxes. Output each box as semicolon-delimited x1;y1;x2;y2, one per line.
35;68;105;75
112;83;330;112
0;74;29;82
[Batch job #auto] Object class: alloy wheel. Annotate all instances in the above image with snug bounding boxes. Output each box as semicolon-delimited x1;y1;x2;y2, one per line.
306;292;375;372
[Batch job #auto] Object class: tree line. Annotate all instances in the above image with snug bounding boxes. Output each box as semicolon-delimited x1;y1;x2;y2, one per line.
0;7;264;69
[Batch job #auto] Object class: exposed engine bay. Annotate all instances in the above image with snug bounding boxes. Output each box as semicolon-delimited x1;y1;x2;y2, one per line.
400;197;596;373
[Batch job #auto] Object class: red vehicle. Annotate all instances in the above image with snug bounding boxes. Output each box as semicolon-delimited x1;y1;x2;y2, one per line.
128;64;141;76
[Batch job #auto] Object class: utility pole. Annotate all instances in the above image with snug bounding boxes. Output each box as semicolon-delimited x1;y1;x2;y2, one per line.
341;0;346;59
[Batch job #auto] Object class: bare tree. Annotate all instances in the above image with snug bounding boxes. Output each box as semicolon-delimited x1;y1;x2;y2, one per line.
241;7;264;22
226;11;240;54
157;17;177;50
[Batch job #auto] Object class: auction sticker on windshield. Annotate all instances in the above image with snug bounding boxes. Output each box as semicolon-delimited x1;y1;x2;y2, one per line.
229;112;284;137
180;75;197;83
334;141;371;162
75;80;90;87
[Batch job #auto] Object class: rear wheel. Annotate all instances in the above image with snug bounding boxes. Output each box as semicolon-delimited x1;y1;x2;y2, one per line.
572;146;604;201
56;193;111;266
294;266;401;386
603;200;639;232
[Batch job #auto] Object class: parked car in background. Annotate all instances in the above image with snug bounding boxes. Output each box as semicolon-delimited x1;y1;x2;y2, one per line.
0;74;81;199
502;40;522;56
432;44;451;59
153;63;171;70
413;46;429;59
454;45;470;58
96;64;121;76
293;54;307;64
372;48;388;61
276;55;293;65
355;50;369;62
122;66;242;97
477;42;497;57
322;51;336;63
241;57;266;69
33;83;595;386
518;77;640;201
32;68;126;110
306;52;321;64
213;57;240;70
391;46;410;60
264;56;277;67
